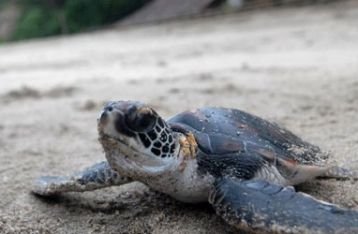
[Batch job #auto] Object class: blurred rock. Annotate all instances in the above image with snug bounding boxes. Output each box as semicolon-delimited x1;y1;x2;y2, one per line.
0;3;20;41
227;0;244;9
120;0;215;25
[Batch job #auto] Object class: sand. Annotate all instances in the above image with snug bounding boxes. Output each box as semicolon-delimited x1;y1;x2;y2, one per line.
1;1;358;233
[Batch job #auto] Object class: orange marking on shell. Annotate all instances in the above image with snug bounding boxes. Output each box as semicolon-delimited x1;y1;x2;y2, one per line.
178;132;198;171
186;133;198;157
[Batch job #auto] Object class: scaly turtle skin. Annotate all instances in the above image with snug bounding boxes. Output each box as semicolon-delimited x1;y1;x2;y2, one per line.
32;101;358;233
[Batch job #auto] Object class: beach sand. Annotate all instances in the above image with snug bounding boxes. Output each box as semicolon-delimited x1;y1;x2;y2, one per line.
1;1;358;233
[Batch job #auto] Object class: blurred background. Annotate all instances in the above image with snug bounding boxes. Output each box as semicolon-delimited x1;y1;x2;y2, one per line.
0;0;338;41
1;0;358;233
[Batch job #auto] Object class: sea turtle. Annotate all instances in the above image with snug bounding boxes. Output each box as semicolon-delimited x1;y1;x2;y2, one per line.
32;100;358;233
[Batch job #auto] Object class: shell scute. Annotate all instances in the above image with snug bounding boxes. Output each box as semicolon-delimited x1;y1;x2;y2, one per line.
168;107;325;166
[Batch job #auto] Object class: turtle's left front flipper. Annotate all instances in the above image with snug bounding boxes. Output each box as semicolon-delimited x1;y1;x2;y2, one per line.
32;161;131;196
209;178;358;234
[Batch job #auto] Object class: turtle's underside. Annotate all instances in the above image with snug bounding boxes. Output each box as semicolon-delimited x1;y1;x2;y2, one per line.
32;101;358;234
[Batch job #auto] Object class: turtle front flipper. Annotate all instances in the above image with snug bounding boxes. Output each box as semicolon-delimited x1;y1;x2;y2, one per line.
32;161;131;196
209;178;358;234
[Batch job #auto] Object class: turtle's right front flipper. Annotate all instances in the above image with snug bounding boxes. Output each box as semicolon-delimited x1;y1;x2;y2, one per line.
209;178;358;234
32;161;131;196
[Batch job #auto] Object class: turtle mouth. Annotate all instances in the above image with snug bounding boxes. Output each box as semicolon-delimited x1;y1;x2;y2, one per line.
98;132;174;175
98;131;135;153
98;130;156;161
97;112;149;160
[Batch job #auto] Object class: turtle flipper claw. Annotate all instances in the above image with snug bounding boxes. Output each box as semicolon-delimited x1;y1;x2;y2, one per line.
32;176;71;196
209;178;358;233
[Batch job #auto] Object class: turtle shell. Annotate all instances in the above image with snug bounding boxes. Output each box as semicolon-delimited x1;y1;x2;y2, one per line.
168;107;328;169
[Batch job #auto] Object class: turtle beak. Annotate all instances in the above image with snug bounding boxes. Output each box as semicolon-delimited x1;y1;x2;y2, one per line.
97;103;117;135
98;111;108;126
98;105;112;126
98;102;137;138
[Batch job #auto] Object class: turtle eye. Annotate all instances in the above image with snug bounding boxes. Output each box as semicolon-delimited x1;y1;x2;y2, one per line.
125;106;156;132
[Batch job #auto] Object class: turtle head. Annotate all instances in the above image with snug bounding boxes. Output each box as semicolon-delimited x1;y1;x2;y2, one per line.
97;101;179;177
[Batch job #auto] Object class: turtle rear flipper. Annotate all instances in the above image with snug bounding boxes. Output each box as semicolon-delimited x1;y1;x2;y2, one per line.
320;165;358;180
209;178;358;234
32;161;131;196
